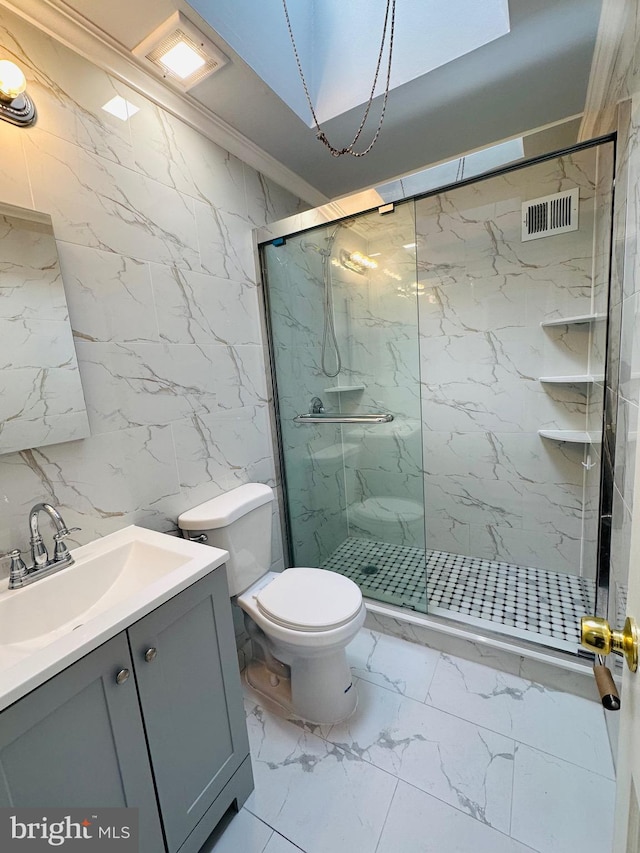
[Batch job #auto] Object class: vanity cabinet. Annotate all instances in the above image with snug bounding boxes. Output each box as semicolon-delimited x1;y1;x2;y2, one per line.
0;568;252;853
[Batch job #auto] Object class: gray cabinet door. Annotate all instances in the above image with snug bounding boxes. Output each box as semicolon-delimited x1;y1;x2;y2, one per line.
0;633;165;853
128;568;250;853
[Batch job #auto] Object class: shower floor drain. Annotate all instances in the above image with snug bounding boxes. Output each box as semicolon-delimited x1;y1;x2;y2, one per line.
360;564;379;575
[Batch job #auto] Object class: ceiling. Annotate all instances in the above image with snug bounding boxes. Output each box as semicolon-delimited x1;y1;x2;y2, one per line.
57;0;602;200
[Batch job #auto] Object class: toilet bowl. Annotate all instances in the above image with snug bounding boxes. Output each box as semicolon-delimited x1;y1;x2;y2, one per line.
178;483;365;724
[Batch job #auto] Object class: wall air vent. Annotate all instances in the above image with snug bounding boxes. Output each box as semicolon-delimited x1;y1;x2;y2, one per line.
521;188;579;242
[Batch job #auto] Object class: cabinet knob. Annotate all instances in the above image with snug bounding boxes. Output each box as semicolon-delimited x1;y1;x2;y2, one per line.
115;668;130;685
144;648;158;663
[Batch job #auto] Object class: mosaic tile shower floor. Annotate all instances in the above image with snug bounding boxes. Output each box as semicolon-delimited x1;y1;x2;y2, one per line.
322;538;595;651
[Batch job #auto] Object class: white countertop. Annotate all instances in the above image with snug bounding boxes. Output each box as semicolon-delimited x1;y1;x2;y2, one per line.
0;525;228;712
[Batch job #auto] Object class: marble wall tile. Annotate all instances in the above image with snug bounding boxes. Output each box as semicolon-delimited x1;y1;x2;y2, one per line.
0;121;32;209
425;516;471;554
130;105;245;209
75;342;268;435
0;10;136;169
0;7;304;568
58;244;158;344
417;147;605;573
150;264;262;346
196;201;258;284
173;406;276;509
422;431;584;485
469;523;581;576
24;130;201;270
425;474;523;529
0;424;181;559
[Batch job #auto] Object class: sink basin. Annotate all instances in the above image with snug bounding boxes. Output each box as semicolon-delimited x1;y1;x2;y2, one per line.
0;525;228;711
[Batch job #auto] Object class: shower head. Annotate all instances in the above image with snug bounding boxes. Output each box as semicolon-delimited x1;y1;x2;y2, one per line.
300;240;331;257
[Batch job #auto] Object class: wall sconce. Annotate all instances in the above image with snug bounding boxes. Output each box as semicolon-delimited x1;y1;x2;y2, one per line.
339;250;379;275
0;60;36;127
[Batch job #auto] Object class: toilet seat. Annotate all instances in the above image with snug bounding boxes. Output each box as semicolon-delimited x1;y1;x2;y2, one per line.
256;567;362;632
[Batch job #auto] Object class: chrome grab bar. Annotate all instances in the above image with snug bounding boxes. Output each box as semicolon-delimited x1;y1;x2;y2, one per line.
294;412;394;424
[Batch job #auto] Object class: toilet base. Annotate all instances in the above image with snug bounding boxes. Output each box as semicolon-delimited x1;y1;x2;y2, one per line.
245;650;358;725
245;660;294;718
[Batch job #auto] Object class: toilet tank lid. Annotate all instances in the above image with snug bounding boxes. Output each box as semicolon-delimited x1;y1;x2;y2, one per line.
178;483;274;530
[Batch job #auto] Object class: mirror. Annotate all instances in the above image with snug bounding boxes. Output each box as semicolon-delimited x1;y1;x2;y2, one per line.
0;202;89;455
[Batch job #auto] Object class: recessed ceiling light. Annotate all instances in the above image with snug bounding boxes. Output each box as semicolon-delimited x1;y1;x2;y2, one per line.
158;41;206;80
101;96;140;121
133;11;228;92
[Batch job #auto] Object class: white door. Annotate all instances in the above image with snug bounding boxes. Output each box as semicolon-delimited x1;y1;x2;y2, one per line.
614;436;640;852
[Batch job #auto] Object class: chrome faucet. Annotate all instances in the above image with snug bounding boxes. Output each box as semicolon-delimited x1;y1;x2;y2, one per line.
1;503;80;590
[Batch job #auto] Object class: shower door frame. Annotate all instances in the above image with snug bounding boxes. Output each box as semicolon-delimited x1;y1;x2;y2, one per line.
257;132;618;657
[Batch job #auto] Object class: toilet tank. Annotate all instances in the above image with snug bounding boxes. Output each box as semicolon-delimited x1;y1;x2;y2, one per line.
178;483;274;596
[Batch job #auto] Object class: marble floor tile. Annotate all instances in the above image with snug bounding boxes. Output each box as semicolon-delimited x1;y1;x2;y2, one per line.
263;833;305;853
244;701;397;853
234;631;615;853
425;654;614;778
347;628;441;702
326;679;515;833
510;744;616;853
377;780;536;853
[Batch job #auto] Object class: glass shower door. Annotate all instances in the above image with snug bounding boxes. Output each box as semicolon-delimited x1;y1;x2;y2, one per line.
262;202;426;610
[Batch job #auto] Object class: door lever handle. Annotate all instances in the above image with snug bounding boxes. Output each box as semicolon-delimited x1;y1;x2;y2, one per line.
581;615;639;672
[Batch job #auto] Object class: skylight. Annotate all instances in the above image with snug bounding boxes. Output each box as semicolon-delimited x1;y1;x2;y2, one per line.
187;0;510;125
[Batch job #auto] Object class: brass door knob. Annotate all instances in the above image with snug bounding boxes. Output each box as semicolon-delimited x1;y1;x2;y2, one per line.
580;616;639;672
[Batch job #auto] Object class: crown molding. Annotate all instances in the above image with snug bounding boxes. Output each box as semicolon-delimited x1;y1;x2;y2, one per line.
0;0;329;208
579;0;631;141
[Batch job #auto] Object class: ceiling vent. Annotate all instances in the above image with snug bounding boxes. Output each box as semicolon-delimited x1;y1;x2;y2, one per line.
133;12;228;92
521;188;579;242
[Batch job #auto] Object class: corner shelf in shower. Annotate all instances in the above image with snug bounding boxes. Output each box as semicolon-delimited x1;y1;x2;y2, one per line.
538;374;602;384
323;385;366;393
538;429;602;444
540;313;606;327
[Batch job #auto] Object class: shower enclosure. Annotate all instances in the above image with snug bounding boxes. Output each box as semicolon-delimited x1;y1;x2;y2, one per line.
261;137;616;656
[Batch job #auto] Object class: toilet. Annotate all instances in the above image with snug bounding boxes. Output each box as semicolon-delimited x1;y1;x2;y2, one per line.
178;483;366;724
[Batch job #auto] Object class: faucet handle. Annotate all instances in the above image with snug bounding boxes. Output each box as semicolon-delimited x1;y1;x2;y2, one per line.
53;527;81;562
1;549;29;589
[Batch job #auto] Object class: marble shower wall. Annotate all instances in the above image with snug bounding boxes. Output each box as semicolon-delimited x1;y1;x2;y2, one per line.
416;149;606;576
0;7;305;568
263;204;424;567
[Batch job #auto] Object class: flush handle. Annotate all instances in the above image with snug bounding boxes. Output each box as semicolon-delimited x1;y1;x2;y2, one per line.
144;648;158;663
115;668;130;685
580;616;639;672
